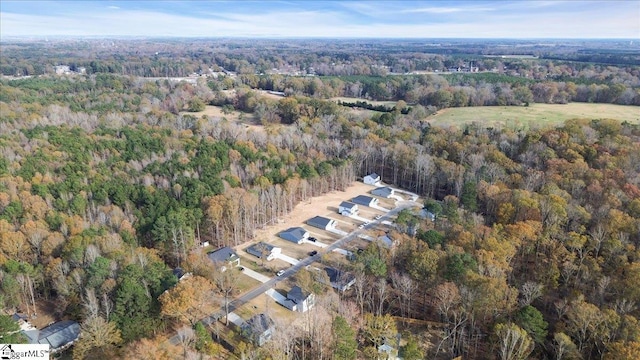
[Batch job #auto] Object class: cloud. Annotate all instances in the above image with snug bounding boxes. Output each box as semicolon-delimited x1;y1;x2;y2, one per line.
1;1;638;38
402;6;494;14
107;6;120;10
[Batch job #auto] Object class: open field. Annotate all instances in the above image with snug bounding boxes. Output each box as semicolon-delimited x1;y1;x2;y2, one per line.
427;103;640;129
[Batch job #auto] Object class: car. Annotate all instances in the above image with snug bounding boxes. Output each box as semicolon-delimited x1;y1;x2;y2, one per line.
358;224;365;229
375;215;382;220
309;250;318;256
308;237;317;242
239;267;245;271
276;270;285;276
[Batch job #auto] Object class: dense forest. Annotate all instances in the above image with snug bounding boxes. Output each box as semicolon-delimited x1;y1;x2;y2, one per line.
1;39;639;360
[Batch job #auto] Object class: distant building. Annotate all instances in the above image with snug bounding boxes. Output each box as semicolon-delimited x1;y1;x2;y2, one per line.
54;65;71;75
246;242;281;261
241;313;275;346
22;320;80;353
351;195;379;207
371;187;395;198
363;173;381;185
338;201;359;216
207;246;240;271
307;216;337;230
279;227;309;244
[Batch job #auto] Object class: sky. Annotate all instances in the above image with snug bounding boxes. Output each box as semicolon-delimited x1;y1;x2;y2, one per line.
1;1;639;39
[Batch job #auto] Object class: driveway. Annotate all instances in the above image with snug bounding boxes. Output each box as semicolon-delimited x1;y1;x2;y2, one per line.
332;248;353;256
241;268;271;283
226;312;245;326
275;253;300;265
349;214;372;223
329;228;349;236
265;288;287;303
305;240;329;248
371;204;390;212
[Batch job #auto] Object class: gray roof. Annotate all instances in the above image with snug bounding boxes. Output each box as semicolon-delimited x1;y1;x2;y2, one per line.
207;246;239;263
25;320;80;350
241;313;274;335
246;242;276;258
324;267;355;284
372;187;393;197
339;201;357;210
307;216;334;229
287;286;311;304
351;195;376;206
279;227;308;243
366;173;380;179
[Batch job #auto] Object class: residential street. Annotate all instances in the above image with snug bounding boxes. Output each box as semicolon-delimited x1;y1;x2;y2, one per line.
172;198;418;344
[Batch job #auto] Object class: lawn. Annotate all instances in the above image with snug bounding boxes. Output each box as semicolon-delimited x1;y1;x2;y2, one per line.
426;103;640;129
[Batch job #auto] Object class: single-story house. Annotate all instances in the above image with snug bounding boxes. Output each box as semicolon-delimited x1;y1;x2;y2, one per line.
371;187;395;198
207;246;241;271
419;209;436;221
246;242;281;261
338;201;359;216
282;286;316;313
279;227;310;244
307;216;337;231
240;313;275;346
351;195;379;207
23;320;80;353
324;267;356;292
363;173;381;185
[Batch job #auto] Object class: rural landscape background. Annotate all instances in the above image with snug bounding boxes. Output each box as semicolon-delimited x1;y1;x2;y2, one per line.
1;1;639;360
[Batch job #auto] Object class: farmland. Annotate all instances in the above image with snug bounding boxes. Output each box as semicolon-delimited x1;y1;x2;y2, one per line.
426;102;640;128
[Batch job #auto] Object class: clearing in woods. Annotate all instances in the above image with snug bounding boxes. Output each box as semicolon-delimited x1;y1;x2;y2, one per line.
426;103;640;129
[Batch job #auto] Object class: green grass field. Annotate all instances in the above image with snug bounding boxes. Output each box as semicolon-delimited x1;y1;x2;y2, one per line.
426;103;640;129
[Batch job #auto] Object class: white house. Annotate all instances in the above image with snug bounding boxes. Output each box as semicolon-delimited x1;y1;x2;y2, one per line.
279;227;310;244
282;286;315;313
351;195;379;207
246;242;281;261
338;201;359;216
307;216;337;230
207;246;241;271
363;173;381;185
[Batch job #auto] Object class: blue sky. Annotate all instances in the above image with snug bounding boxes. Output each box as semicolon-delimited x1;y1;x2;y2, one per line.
1;1;638;38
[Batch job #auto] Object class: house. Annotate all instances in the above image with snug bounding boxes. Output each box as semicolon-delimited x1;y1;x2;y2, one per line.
307;216;337;230
363;173;381;185
323;267;356;292
282;286;315;312
22;320;80;353
279;227;309;244
246;242;281;261
378;343;397;359
371;187;395;198
351;195;379;207
378;234;398;248
207;246;240;271
54;65;71;75
338;201;359;216
240;313;275;346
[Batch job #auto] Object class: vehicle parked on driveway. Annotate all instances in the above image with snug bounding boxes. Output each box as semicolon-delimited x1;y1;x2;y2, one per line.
276;270;285;276
309;250;318;256
308;237;317;242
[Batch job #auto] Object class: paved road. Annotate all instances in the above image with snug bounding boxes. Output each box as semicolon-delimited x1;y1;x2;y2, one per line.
174;200;418;343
